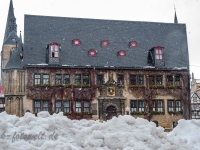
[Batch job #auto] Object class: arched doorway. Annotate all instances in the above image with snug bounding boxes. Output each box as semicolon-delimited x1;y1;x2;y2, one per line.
106;105;117;120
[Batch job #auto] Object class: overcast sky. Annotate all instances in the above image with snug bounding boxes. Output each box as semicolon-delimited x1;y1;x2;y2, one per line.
0;0;200;78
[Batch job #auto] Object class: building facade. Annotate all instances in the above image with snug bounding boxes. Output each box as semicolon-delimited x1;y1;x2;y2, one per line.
0;86;5;113
191;73;200;119
1;0;191;129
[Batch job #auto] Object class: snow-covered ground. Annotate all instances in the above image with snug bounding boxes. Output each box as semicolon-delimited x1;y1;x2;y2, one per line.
0;111;199;150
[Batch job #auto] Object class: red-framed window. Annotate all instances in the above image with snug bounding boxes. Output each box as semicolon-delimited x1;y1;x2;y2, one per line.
72;39;81;46
129;41;137;48
101;40;109;47
118;50;126;57
88;49;97;57
154;46;164;60
49;42;60;58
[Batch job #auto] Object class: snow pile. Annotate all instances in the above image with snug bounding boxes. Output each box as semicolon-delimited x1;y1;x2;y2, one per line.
168;119;200;150
0;111;199;150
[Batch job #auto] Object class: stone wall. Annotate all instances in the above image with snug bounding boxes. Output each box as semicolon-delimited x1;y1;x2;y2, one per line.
4;69;25;117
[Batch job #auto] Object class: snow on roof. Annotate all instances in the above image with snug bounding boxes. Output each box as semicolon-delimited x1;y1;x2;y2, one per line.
173;67;187;70
0;111;199;150
27;63;48;66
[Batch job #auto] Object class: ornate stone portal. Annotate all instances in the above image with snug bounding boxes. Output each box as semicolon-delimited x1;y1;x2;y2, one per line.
98;72;125;120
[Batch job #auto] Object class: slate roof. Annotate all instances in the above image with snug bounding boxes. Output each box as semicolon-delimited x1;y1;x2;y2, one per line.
3;30;21;45
23;14;189;70
3;30;24;70
4;49;23;69
4;0;17;43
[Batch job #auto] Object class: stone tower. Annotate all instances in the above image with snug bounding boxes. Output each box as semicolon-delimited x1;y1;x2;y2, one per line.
1;0;25;116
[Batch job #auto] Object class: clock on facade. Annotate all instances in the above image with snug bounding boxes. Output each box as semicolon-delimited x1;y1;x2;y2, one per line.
107;87;116;96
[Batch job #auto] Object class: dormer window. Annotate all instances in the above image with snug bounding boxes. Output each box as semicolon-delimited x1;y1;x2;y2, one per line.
148;46;164;66
88;49;97;57
129;41;137;48
118;50;126;57
101;40;109;47
155;46;164;60
72;39;81;46
49;43;60;58
47;42;60;64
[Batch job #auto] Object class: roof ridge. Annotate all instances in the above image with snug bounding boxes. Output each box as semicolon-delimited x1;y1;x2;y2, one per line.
24;14;186;25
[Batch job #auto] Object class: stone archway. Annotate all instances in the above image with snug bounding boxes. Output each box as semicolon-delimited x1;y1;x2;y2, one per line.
106;105;117;120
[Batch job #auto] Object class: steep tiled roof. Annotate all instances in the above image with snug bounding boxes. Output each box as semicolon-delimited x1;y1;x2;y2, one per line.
4;50;23;70
4;0;17;43
3;30;21;45
23;15;189;70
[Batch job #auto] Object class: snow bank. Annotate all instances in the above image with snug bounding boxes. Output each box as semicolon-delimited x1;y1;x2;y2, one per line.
0;111;199;150
168;119;200;150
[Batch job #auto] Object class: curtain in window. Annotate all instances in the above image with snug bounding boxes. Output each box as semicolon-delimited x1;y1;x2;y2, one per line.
55;101;62;112
168;101;174;111
42;101;49;111
84;101;90;112
64;101;70;112
34;74;41;85
75;101;81;112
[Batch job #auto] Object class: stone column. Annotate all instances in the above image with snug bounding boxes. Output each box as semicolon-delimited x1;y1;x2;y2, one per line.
98;99;103;120
20;97;23;117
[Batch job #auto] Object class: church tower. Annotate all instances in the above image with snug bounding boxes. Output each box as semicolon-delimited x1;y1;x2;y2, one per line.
1;0;25;116
1;0;22;84
3;0;17;42
174;8;178;24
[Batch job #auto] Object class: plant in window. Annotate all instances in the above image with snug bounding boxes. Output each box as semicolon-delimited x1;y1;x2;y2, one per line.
175;85;182;89
63;112;71;116
167;85;182;89
83;111;92;115
41;84;50;87
55;84;64;87
168;111;183;115
64;84;72;88
83;112;92;119
167;85;176;89
168;111;176;115
130;111;147;115
177;111;183;114
150;85;164;89
34;84;42;87
129;85;145;88
97;84;104;88
117;84;125;88
82;84;91;88
152;111;165;115
73;84;82;88
74;112;82;115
